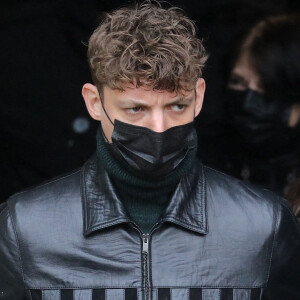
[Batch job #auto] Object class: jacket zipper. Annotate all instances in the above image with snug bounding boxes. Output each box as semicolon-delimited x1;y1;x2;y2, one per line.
130;222;162;300
142;233;150;300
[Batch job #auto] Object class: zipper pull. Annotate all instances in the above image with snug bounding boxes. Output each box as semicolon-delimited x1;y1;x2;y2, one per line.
142;234;149;254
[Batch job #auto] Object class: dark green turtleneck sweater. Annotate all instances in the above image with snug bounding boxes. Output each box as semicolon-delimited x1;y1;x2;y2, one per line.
96;127;197;233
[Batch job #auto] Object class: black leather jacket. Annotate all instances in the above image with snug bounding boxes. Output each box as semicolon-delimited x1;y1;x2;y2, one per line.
0;155;300;300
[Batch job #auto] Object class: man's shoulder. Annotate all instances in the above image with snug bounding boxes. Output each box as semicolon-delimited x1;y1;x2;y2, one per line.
7;167;83;214
203;164;285;215
0;166;85;249
200;165;298;249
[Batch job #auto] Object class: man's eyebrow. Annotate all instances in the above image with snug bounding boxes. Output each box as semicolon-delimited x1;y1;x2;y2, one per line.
117;99;150;107
166;96;194;105
117;96;195;107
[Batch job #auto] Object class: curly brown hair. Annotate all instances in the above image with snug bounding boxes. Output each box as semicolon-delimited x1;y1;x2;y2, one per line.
87;1;207;94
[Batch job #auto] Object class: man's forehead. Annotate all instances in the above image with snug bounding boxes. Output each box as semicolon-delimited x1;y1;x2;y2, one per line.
104;82;195;99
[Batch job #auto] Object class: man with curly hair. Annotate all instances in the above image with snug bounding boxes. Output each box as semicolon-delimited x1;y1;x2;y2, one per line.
0;2;299;300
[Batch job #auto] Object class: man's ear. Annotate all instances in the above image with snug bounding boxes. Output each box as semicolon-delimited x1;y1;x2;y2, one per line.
82;83;102;121
194;78;206;117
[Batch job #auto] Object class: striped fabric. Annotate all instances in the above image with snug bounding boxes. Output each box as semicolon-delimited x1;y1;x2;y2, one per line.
154;288;262;300
30;289;137;300
29;288;262;300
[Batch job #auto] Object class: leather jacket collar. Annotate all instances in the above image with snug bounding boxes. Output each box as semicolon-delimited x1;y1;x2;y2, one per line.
81;155;208;236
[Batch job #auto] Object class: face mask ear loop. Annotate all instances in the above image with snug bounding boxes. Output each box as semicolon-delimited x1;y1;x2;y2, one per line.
97;88;114;126
100;98;114;126
98;89;114;143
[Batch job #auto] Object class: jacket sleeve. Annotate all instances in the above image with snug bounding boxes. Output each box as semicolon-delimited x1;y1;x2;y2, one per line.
0;202;26;299
262;199;300;300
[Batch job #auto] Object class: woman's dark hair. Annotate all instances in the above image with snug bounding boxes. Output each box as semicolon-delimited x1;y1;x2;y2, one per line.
231;14;300;104
285;177;300;218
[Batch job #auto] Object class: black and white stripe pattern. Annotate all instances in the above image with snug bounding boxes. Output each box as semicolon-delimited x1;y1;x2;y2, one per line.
154;288;262;300
30;289;138;300
29;288;262;300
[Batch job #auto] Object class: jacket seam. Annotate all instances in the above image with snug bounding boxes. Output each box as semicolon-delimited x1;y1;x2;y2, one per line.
26;285;265;289
7;205;26;291
11;169;81;197
0;204;8;219
202;164;208;233
265;198;280;284
81;164;88;234
27;285;142;289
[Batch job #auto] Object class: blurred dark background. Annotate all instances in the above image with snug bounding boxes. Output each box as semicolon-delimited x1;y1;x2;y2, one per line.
0;0;299;202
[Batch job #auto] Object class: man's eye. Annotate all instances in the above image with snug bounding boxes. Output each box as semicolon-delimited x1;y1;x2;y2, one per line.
126;107;144;114
170;104;187;112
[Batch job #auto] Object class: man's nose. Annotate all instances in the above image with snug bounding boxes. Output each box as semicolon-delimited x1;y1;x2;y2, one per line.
148;111;167;132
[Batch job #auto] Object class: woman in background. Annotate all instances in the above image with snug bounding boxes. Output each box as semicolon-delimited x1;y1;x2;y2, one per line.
225;14;300;196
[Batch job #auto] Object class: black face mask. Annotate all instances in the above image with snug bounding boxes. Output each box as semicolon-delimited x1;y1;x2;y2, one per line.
99;95;197;178
107;119;197;178
225;89;299;157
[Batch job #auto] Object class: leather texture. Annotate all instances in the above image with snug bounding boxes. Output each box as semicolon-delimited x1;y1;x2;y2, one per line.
0;155;299;300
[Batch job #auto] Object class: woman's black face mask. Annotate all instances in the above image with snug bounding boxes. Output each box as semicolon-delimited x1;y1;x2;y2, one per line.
225;88;299;157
